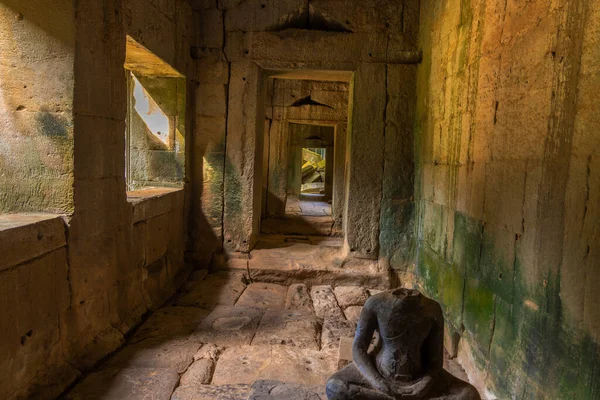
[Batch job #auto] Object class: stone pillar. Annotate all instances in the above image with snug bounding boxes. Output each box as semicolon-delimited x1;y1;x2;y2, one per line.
343;64;386;259
332;122;347;234
266;119;289;217
223;61;265;253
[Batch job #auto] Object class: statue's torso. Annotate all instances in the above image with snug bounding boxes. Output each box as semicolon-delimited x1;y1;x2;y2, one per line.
370;293;436;382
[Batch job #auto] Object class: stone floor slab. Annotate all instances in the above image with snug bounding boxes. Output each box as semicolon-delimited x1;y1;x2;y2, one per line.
246;239;389;288
106;338;201;374
171;384;251;400
132;307;211;341
179;344;224;386
252;309;322;350
248;380;327;399
343;305;363;324
310;285;345;319
285;283;314;312
175;272;247;309
190;305;264;347
66;367;179;400
321;318;356;351
212;345;336;386
235;282;287;309
334;286;369;308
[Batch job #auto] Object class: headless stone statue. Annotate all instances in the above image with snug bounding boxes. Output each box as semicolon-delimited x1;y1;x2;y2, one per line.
326;288;480;400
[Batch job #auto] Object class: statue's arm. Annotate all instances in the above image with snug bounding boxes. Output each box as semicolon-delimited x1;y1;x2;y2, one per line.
353;297;390;394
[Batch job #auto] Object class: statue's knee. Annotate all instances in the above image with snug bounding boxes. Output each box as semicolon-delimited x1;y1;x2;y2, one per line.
326;378;350;400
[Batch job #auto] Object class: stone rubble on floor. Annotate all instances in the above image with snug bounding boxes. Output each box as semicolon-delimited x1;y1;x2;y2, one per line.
64;270;471;400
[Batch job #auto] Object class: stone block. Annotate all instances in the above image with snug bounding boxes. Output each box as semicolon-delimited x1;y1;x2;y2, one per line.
142;258;171;311
65;367;179;400
180;344;223;386
131;306;211;341
196;49;230;84
224;0;309;32
0;247;73;400
337;336;354;369
171;384;251;400
310;285;344;319
248;380;327;399
285;283;314;312
191;305;264;346
75;115;125;180
176;271;247;309
321;317;356;351
199;8;224;48
310;0;403;34
225;30;388;68
197;83;228;117
333;286;369;308
0;214;66;271
252;309;322;350
343;306;363;324
212;345;336;386
235;282;287;309
145;213;171;266
129;188;183;223
106;338;201;373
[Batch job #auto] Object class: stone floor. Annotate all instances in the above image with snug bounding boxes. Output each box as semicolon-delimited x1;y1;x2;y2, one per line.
285;195;332;217
62;270;469;400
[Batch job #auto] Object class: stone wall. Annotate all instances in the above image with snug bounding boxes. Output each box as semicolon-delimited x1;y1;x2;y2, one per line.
0;1;196;398
0;0;75;214
411;0;600;398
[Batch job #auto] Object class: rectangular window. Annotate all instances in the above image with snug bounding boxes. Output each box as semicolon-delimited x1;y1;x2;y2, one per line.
124;36;185;192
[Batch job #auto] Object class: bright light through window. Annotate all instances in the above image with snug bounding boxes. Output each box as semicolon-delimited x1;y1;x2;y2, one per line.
132;73;170;145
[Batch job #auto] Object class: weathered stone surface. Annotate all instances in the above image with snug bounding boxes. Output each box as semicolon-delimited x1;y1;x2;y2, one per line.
261;215;334;236
179;344;224;386
337;336;353;369
333;286;369;308
252;309;322;350
0;214;66;271
176;272;247;309
248;380;327;400
343;306;363;324
321;318;356;351
132;307;211;341
212;345;336;386
224;0;309;32
310;285;344;319
171;384;251;400
223;60;265;253
197;83;228;117
191;305;264;347
285;283;314;312
343;63;387;259
66;367;179;400
106;338;201;374
248;240;389;288
235;282;287;309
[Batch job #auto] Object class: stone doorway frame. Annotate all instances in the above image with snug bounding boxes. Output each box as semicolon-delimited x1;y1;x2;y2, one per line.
222;63;386;261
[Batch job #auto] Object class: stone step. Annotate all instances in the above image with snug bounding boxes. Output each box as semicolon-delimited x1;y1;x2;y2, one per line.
214;237;390;289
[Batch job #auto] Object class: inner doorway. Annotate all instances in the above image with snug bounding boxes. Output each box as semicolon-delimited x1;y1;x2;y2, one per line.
286;144;333;218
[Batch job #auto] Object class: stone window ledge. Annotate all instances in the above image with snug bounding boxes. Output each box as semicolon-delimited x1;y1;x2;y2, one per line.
0;214;66;272
127;187;184;224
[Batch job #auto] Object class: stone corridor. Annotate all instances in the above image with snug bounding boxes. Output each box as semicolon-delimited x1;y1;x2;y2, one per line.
63;260;467;400
2;0;599;399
